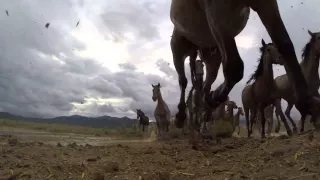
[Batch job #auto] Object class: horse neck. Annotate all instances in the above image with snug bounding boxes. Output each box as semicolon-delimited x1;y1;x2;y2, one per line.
261;53;275;86
300;48;320;85
156;91;166;107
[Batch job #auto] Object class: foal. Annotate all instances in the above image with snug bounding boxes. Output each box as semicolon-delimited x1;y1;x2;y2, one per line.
246;39;292;139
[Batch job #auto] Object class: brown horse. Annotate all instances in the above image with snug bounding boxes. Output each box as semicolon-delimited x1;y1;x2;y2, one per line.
152;83;170;140
246;39;292;139
275;30;320;132
224;100;238;120
170;0;319;130
136;109;150;132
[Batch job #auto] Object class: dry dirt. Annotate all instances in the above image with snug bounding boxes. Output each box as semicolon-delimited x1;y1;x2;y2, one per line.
1;130;320;180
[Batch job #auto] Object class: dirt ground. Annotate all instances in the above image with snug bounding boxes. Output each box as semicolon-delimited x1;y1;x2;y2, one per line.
1;129;320;180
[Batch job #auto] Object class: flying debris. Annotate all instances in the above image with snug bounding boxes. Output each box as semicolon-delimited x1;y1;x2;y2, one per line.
76;20;80;27
45;23;50;28
5;10;9;16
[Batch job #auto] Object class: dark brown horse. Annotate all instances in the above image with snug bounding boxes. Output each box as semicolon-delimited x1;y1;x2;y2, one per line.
170;0;320;130
136;109;150;132
246;39;292;139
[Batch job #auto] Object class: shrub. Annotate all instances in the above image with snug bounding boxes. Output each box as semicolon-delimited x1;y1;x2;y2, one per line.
212;119;234;138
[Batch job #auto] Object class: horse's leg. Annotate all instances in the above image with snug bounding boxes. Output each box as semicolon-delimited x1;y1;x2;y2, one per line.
155;117;161;140
284;103;298;133
199;48;222;124
171;29;195;128
249;109;257;137
203;1;244;108
274;99;293;136
142;125;145;132
275;114;281;133
300;114;307;133
238;125;240;136
256;111;262;135
244;107;250;137
207;37;244;107
258;106;266;139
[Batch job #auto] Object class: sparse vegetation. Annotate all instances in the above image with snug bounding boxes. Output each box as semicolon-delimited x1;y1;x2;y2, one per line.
212;119;234;138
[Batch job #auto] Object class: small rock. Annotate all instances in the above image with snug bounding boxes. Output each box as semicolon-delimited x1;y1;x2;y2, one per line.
117;144;123;148
157;171;170;180
93;172;104;180
68;142;77;148
270;150;284;157
57;142;63;147
104;161;119;173
8;138;18;146
85;144;92;148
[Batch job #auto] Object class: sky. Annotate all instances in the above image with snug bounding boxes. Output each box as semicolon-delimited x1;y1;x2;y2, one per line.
0;0;319;120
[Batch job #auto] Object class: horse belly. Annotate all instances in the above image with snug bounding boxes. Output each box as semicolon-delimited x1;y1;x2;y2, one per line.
274;75;296;102
170;0;216;47
170;0;250;47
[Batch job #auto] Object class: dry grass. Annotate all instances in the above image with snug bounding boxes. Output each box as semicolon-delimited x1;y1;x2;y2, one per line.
212;119;234;138
0;119;145;138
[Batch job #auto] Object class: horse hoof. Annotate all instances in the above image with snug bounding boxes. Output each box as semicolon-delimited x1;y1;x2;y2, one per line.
287;130;293;137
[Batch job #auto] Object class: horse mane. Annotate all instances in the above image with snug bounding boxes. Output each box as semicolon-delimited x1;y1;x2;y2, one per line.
301;36;314;61
246;44;267;85
137;110;145;116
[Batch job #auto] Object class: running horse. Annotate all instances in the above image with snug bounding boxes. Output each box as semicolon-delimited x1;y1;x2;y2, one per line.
275;30;320;132
136;109;150;132
246;39;291;139
152;83;171;140
170;0;320;130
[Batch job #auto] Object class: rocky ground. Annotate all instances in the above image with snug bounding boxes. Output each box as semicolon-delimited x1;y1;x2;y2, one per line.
0;129;320;180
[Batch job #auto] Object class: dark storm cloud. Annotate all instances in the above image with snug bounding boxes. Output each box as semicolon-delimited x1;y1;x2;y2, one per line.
0;1;116;117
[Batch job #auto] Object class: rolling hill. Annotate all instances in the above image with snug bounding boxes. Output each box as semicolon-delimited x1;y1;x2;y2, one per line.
0;112;136;128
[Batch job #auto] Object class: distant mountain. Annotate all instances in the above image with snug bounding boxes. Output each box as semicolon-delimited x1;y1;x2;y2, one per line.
0;112;136;129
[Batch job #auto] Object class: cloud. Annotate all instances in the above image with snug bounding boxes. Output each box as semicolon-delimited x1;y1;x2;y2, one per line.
0;0;319;121
118;62;137;71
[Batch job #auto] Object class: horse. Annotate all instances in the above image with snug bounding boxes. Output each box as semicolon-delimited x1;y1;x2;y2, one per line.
275;30;320;132
136;109;150;132
170;0;319;131
233;107;244;135
246;39;291;139
152;83;171;140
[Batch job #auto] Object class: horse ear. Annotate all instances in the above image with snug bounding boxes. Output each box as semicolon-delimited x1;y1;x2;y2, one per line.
261;39;266;46
151;84;154;88
308;30;313;36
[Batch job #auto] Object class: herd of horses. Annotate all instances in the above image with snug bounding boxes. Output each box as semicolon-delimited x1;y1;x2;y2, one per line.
136;30;319;145
136;1;320;148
